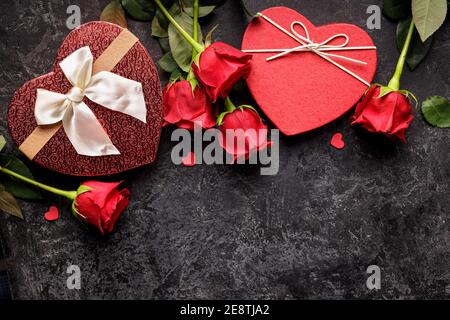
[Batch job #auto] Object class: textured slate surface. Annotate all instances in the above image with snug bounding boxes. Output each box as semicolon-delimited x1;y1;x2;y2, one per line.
0;236;12;300
0;0;449;299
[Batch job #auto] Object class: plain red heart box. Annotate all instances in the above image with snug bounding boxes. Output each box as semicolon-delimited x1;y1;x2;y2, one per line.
8;22;163;176
242;7;377;136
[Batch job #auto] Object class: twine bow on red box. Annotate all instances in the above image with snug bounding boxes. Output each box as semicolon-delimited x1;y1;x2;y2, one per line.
243;12;377;86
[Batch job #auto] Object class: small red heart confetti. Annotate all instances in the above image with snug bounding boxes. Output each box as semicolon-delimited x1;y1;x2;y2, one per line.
331;133;345;150
44;206;59;221
182;152;196;167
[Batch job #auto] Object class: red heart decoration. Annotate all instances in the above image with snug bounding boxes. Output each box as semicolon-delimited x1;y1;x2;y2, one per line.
242;7;377;136
8;22;163;176
330;133;345;150
44;206;59;222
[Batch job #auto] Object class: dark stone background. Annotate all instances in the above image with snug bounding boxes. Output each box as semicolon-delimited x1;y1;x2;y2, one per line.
0;0;449;299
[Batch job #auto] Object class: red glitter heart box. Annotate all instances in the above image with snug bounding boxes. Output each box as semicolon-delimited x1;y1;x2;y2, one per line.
8;22;163;176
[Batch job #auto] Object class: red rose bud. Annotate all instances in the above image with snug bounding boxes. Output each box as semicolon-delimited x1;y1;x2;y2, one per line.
351;85;414;143
218;106;272;161
73;181;130;235
192;42;252;102
163;80;216;130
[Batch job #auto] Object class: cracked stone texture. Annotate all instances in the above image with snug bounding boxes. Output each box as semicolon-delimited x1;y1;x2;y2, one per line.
0;0;449;299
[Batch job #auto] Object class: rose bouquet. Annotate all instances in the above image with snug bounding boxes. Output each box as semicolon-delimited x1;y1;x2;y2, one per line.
153;0;271;160
101;0;272;161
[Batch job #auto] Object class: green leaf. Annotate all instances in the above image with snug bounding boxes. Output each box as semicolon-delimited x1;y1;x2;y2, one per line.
168;12;203;72
0;155;43;200
412;0;447;41
159;37;171;53
0;186;23;219
170;67;183;82
100;0;128;28
152;3;184;42
152;15;168;37
0;135;6;152
155;3;182;30
397;17;433;70
155;9;170;30
161;0;175;6
383;0;412;20
185;6;216;17
120;0;155;21
422;96;450;127
158;52;178;72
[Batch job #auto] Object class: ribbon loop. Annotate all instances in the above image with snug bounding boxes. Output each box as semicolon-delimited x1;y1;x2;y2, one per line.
291;21;311;43
34;46;147;157
243;13;377;86
59;46;93;89
62;101;120;156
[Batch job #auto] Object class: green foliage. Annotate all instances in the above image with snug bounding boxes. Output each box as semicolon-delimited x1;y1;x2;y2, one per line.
158;51;178;72
396;17;433;70
422;96;450;127
383;0;411;20
0;184;23;219
100;0;128;28
121;0;155;21
412;0;447;41
155;0;216;74
0;154;43;200
383;0;447;66
0;135;42;219
383;0;448;119
168;12;203;72
0;136;5;151
185;5;215;17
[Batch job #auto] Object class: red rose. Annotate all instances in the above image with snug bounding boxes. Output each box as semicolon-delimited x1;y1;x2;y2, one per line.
218;107;271;161
192;42;252;102
352;85;414;143
73;181;130;234
163;80;216;130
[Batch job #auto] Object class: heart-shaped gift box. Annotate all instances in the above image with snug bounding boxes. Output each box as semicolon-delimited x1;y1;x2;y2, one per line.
242;7;377;136
8;22;163;176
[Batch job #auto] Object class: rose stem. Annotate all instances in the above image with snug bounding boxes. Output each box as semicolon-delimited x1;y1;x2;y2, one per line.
187;0;200;82
388;19;415;91
193;0;199;50
0;166;77;200
154;0;204;53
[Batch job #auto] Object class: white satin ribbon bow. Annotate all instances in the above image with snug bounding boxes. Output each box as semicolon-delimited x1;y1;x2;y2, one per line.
35;46;147;156
243;13;377;86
